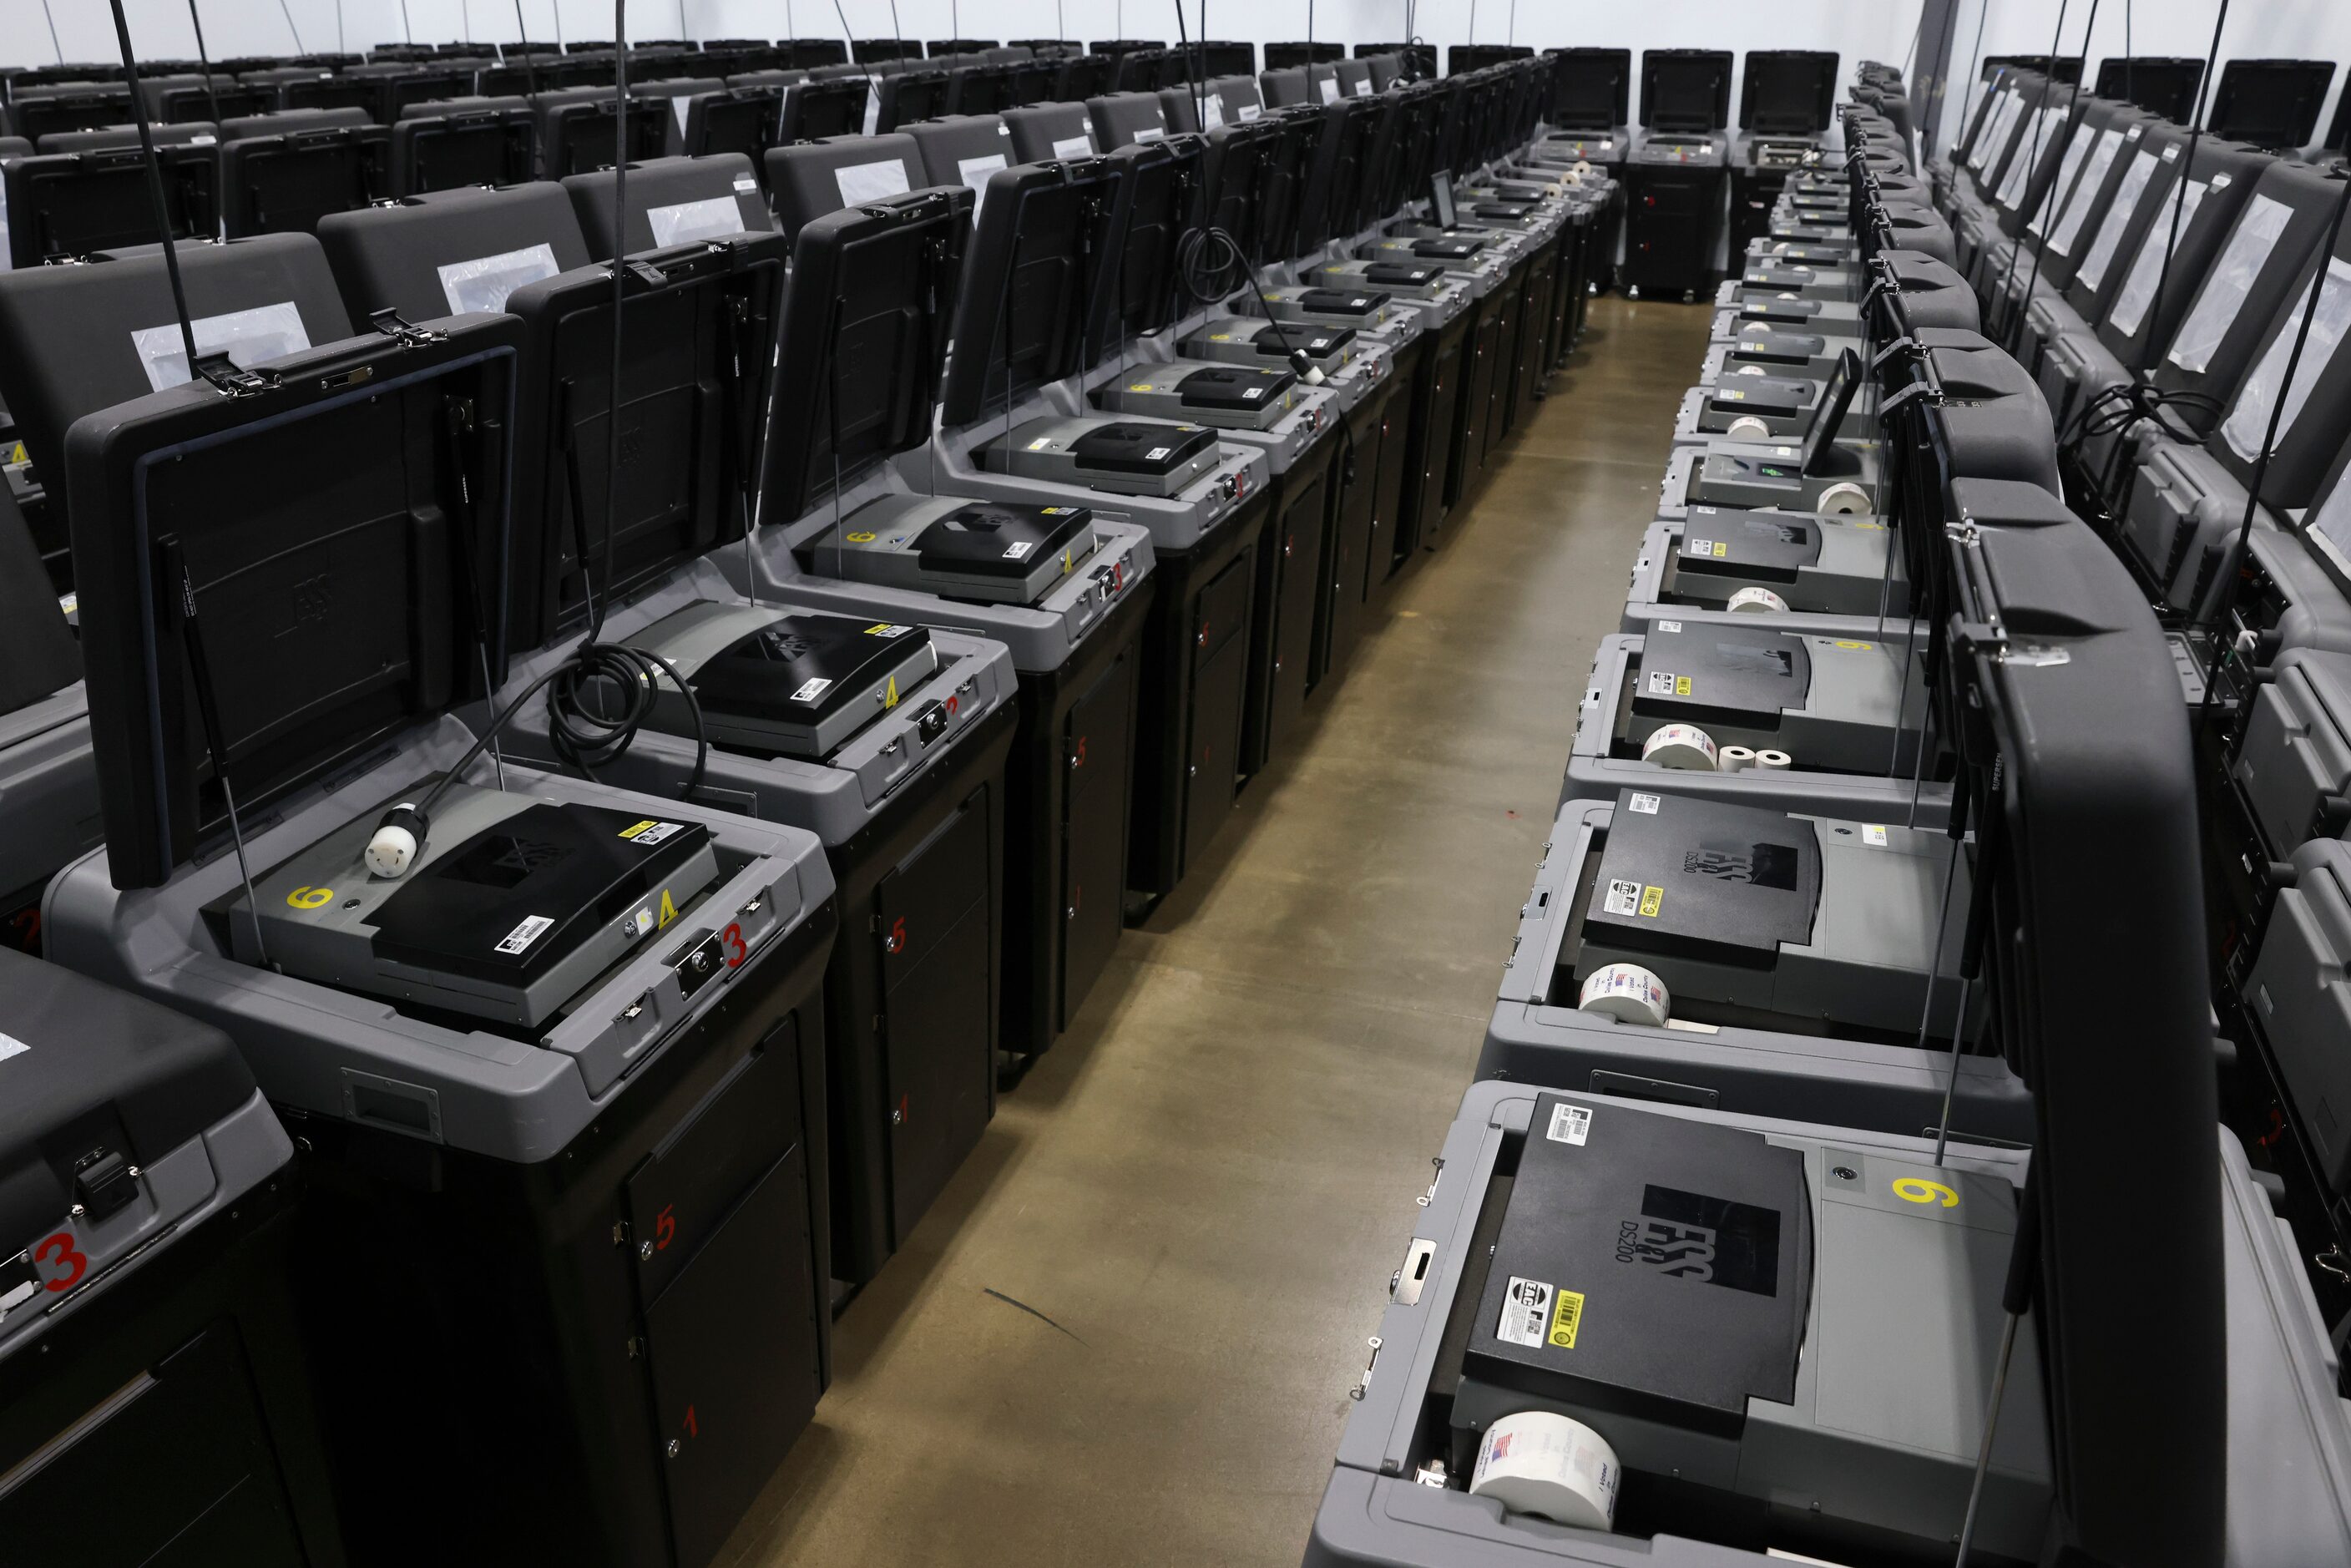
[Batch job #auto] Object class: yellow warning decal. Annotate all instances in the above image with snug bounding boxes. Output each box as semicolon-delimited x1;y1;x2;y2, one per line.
884;676;900;710
286;885;334;909
1674;676;1692;696
7;442;24;465
1061;549;1073;574
1130;382;1154;392
1830;639;1875;650
1893;1176;1959;1208
1638;886;1663;918
1550;1289;1584;1348
657;889;679;928
1711;541;1728;557
618;819;655;839
845;530;877;543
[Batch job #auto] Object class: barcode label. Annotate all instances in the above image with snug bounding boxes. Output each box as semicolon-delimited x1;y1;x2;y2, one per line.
1604;878;1642;917
1547;1103;1591;1146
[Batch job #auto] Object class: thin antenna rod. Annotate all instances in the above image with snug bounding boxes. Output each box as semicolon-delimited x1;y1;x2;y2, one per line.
277;0;305;50
515;1;539;94
38;0;62;64
401;0;413;45
2001;0;2099;352
2133;0;2228;382
185;1;221;124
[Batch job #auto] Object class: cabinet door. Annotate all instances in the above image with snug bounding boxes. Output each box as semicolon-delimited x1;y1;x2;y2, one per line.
1060;648;1137;1026
1182;553;1255;874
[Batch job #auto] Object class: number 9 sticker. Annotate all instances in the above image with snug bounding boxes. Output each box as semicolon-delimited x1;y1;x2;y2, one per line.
1893;1176;1959;1208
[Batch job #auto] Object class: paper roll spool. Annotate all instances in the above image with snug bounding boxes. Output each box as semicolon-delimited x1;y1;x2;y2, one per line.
1718;746;1757;773
1640;722;1717;771
1727;585;1789;614
1815;481;1871;516
1756;749;1793;770
1733;363;1768;374
1571;160;1593;180
1724;415;1772;440
1469;1410;1622;1530
1578;963;1671;1027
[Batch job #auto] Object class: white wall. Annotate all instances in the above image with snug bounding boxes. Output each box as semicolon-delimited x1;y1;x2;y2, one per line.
13;0;2345;157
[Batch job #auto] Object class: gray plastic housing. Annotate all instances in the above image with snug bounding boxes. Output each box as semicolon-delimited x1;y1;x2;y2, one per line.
1566;634;1948;823
0;684;100;908
1307;1090;2351;1566
487;559;1017;847
42;721;836;1163
1622;515;1909;623
1307;1081;2045;1565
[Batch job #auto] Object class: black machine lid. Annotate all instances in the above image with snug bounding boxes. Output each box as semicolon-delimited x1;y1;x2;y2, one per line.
1069;421;1216;474
1633;619;1812;731
1795;348;1863;476
1585;788;1820;964
1410;235;1485;260
0;483;77;716
1703;376;1810;419
1734;295;1822;323
1464;1091;1809;1424
1548;47;1631;131
769;186;970;524
1097;139;1201;350
1727;329;1828;363
0;948;260;1262
67;316;523;890
1363;261;1442;288
370;800;709;985
1251;322;1352;357
1175;364;1297;409
2205;58;2337;150
1640;48;1732;134
1677;508;1820;583
1298;286;1389;315
681;612;933;726
939;158;1122;429
1739;49;1838;135
913;502;1093;574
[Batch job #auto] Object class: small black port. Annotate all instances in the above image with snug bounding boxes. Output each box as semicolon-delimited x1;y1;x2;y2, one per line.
915;701;948;746
675;933;725;998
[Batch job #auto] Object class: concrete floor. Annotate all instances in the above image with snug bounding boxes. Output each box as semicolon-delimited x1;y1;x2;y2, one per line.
720;295;1714;1568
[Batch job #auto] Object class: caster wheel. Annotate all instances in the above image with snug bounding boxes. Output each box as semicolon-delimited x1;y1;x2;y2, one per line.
1627;286;1641;300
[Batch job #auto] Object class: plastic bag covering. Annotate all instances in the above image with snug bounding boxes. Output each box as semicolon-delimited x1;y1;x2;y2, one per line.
1317;75;1341;105
2045;127;2124;251
957;154;1008;223
835;157;911;206
1133;126;1165;143
2222;255;2351;465
671;95;693;136
2030;123;2104;238
2310;460;2351;568
1351;75;1373;98
2107;178;2209;339
0;175;11;275
2065;144;2152;272
1050;132;1094;159
2166;191;2293;375
1201;94;1224;129
130;301;311;393
648;196;743;246
861;76;882;137
1969;89;2024;175
1995;107;2065;210
436;241;560;314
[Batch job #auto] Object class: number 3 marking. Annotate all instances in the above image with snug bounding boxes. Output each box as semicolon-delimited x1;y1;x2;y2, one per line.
34;1232;87;1292
720;923;747;969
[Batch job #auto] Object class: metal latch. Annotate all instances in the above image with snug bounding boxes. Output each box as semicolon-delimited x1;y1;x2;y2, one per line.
1392;1238;1437;1306
1350;1336;1383;1400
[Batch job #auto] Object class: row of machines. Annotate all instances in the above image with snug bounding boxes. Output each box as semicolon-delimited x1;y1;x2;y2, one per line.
0;43;1594;1568
1301;65;2351;1568
1935;50;2351;1364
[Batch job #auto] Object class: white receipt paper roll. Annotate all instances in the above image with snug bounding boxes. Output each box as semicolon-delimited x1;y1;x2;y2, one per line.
1724;414;1772;440
1470;1410;1621;1530
1578;963;1670;1028
1756;749;1793;771
1640;723;1717;771
1718;745;1757;773
1726;584;1789;614
1815;481;1871;516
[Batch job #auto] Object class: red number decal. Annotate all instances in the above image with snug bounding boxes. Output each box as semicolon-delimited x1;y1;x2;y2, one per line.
655;1204;676;1252
34;1232;86;1294
886;916;908;955
720;923;747;969
945;694;960;717
1073;736;1088;770
682;1404;698;1438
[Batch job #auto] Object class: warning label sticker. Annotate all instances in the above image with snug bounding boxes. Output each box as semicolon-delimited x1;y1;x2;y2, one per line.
1497;1277;1554;1348
1547;1102;1592;1146
1627;792;1661;815
1639;886;1664;918
1604;878;1643;917
865;623;913;638
1646;670;1679;696
1863;824;1888;847
618;819;687;846
790;677;833;704
494;914;554;956
1004;541;1035;559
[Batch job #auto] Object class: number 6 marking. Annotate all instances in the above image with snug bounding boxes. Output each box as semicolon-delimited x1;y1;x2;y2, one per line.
1893;1176;1959;1208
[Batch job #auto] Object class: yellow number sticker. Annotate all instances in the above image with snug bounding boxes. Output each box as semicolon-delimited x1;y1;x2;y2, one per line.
1638;886;1663;918
286;885;335;909
1893;1176;1959;1208
845;531;877;543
